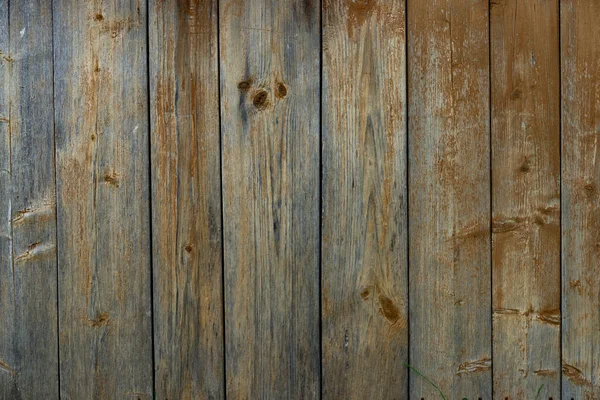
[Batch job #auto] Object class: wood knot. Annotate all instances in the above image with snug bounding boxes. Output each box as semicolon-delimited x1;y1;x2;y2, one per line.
510;88;523;100
253;90;269;110
584;182;596;197
378;294;400;324
275;82;288;99
184;244;193;253
104;172;120;188
237;79;252;92
519;157;531;172
88;312;109;328
94;14;104;21
360;288;370;300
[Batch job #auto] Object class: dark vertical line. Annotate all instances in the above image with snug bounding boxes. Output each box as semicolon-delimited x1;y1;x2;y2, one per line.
145;1;156;398
404;0;410;398
558;0;563;396
488;0;493;398
49;0;61;397
216;0;227;398
318;0;323;398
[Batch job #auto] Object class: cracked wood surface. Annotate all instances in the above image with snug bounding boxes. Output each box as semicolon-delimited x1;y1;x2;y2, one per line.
408;0;492;398
491;0;561;398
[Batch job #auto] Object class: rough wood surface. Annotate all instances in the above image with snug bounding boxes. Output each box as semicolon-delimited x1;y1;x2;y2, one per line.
321;1;408;398
490;0;561;397
0;1;59;398
561;0;600;397
408;0;491;398
219;0;320;397
149;0;224;398
53;1;153;398
0;1;11;393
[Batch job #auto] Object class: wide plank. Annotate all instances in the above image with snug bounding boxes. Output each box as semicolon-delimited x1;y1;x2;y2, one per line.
53;1;153;397
220;0;321;397
149;0;224;398
561;0;600;397
0;1;59;397
490;0;561;397
408;0;491;398
321;0;408;398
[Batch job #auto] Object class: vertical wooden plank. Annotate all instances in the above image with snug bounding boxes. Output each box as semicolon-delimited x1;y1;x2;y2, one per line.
321;1;408;398
149;0;224;398
220;0;320;397
562;0;600;397
53;1;153;398
0;2;10;393
491;0;561;397
0;0;13;394
408;0;491;398
0;0;59;397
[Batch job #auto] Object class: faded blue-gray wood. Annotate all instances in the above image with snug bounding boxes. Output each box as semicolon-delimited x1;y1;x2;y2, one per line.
0;0;59;398
562;0;600;396
408;0;492;398
220;0;320;397
321;1;409;399
149;0;224;398
53;1;153;397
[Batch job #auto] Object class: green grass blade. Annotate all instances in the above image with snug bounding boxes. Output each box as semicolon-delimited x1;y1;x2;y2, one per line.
404;363;447;400
535;384;544;400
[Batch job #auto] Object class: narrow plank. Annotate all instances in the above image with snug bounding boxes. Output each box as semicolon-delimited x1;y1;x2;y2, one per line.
53;1;153;397
490;0;561;397
408;0;491;398
0;0;14;396
562;0;600;397
220;0;320;397
321;1;408;398
149;0;224;398
0;0;59;397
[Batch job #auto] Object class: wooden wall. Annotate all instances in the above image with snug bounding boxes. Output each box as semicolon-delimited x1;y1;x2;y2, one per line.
0;0;599;398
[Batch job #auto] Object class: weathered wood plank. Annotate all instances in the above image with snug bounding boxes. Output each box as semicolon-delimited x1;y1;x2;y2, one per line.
490;0;561;397
53;1;153;397
220;0;320;397
0;0;13;394
408;0;491;398
0;0;59;397
562;0;600;397
149;0;224;398
0;0;10;392
321;1;408;398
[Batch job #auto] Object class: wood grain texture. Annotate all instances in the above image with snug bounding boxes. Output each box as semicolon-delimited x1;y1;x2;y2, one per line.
220;0;320;397
53;1;153;398
0;1;59;398
0;1;10;393
408;0;491;398
490;0;561;397
149;0;224;398
321;1;408;398
561;0;600;397
0;1;14;396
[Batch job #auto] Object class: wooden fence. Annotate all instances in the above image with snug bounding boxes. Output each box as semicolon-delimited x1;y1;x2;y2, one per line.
0;0;598;399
